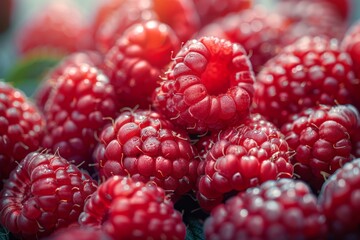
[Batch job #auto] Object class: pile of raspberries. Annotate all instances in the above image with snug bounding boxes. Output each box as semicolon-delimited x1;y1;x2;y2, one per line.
1;0;360;239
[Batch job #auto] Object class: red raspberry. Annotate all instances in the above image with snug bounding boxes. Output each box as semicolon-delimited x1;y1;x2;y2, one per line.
41;64;118;169
34;51;103;111
79;176;186;239
45;226;110;240
196;113;293;211
16;1;92;55
0;82;45;186
103;20;180;109
0;152;98;239
341;20;360;81
253;36;359;127
191;0;252;26
205;179;327;240
281;104;360;191
152;36;255;134
318;158;360;238
93;109;199;201
197;5;290;73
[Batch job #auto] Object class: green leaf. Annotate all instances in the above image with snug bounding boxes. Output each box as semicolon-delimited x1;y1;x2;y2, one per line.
0;225;9;240
185;216;205;240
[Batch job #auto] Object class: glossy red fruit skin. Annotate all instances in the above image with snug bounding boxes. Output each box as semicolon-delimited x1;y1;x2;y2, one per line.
253;36;358;127
196;114;293;211
44;226;111;240
341;20;360;82
153;36;255;134
79;176;186;240
281;104;360;192
93;109;199;201
0;152;98;239
103;20;180;109
41;64;118;169
0;82;45;185
205;178;327;240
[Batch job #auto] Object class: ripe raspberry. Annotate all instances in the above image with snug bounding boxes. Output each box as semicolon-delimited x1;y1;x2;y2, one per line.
341;20;360;82
152;36;255;134
281;104;360;191
253;36;359;127
197;5;290;73
0;152;98;239
93;109;199;201
103;20;180;109
41;64;118;169
318;158;360;238
17;0;92;55
79;175;186;240
0;82;45;186
191;0;252;26
34;51;103;111
196;113;293;211
204;178;327;240
45;226;110;240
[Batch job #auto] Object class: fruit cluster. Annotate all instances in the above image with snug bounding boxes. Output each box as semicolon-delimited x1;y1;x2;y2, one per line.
1;0;360;239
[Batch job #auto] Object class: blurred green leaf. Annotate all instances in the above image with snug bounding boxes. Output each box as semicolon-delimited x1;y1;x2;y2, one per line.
0;225;9;240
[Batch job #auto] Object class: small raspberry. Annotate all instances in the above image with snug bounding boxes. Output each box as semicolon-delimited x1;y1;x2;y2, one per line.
103;20;180;109
253;36;359;127
0;152;98;239
152;36;255;134
93;109;199;201
281;104;360;191
204;178;327;240
79;175;186;240
196;113;293;211
318;158;360;238
41;64;118;169
197;5;290;73
0;82;45;185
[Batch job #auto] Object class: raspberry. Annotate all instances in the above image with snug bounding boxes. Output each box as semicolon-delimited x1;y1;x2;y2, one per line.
41;64;118;169
93;109;199;201
318;159;360;238
281;104;360;191
79;175;186;240
191;0;252;26
197;5;290;73
0;82;45;186
45;226;110;240
253;36;359;127
204;178;327;240
34;51;103;111
196;113;293;211
103;20;180;109
341;20;360;82
152;36;255;134
0;152;98;239
16;0;92;55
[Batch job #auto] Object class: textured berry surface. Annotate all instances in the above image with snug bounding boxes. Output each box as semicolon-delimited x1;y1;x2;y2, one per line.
281;104;360;191
0;82;45;184
93;109;199;201
153;36;255;134
197;5;290;73
205;178;327;240
318;159;360;238
103;20;180;109
341;20;360;81
0;152;98;239
45;226;110;240
196;113;293;211
253;36;359;127
79;175;186;240
41;64;118;169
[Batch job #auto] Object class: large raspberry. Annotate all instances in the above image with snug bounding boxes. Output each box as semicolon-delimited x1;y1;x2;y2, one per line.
93;109;199;201
103;20;180;109
318;158;360;238
0;82;45;186
41;64;118;169
152;36;255;134
253;36;359;127
341;20;360;82
79;176;186;239
196;113;293;211
0;152;98;239
197;5;290;73
281;104;360;192
205;178;327;240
